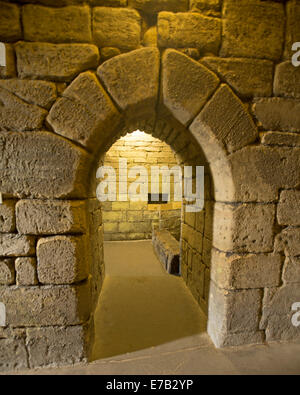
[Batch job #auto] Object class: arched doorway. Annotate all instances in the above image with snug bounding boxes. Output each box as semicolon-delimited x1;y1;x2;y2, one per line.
1;47;273;365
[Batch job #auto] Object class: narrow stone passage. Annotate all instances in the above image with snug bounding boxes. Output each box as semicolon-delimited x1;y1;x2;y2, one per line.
91;241;207;361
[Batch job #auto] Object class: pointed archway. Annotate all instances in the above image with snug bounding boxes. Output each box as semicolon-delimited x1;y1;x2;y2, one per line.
1;47;283;364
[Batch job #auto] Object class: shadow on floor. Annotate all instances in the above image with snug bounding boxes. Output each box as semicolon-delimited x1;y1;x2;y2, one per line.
91;240;207;361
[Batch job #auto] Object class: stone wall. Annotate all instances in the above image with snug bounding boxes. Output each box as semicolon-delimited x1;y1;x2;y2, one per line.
102;131;181;241
0;0;299;370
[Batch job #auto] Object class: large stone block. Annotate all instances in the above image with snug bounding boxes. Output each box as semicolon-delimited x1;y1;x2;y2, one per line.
275;228;300;258
252;97;300;132
0;44;17;79
47;72;120;150
0;259;15;285
221;0;285;61
0;234;35;257
0;338;28;372
283;257;300;285
0;131;90;199
26;325;89;368
277;190;300;226
0;283;91;326
284;0;300;60
208;281;262;347
162;49;219;126
227;146;300;203
37;236;88;285
158;12;221;54
261;284;300;341
190;84;257;154
0;1;22;42
23;5;92;43
129;0;188;13
211;249;282;290
93;7;141;50
0;200;15;233
213;203;275;253
15;42;99;82
0;87;47;132
274;61;300;100
0;79;57;109
98;48;160;119
261;132;300;147
15;257;38;286
16;199;87;235
201;57;273;98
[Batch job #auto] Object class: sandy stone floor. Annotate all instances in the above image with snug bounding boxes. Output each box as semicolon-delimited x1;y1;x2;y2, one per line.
4;241;300;375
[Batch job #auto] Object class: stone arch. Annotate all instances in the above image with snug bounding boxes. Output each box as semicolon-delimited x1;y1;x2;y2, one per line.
1;47;279;355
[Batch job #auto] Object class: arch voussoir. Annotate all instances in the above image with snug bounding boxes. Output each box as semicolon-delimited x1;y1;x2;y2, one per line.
47;71;121;152
161;49;220;126
97;47;160;121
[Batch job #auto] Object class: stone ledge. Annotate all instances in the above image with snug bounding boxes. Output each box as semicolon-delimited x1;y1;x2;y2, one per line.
152;229;180;274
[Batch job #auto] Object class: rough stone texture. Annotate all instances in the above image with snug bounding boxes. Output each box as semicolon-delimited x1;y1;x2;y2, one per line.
162;49;219;126
201;57;273;98
26;325;88;368
261;284;300;341
274;228;300;258
253;98;300;133
0;200;15;233
23;5;92;43
261;132;300;147
0;234;35;257
274;61;300;100
16;199;87;235
37;236;88;284
0;283;90;326
0;44;17;79
129;0;188;13
0;338;28;371
15;257;38;286
15;42;100;82
191;84;257;154
211;249;282;290
0;131;90;199
221;0;285;61
213;203;275;253
283;257;300;285
0;87;47;132
100;47;121;61
93;7;141;50
208;281;262;347
48;71;120;150
284;0;300;60
0;79;57;109
227;146;300;203
0;1;22;42
0;259;15;285
277;190;300;226
177;48;200;60
152;229;180;274
98;48;160;119
158;12;221;54
190;0;221;16
143;27;157;47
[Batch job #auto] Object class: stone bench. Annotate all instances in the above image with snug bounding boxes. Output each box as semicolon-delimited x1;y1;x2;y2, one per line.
152;229;180;275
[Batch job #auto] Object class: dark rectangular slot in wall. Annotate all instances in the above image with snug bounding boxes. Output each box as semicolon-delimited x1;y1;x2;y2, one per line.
148;193;169;204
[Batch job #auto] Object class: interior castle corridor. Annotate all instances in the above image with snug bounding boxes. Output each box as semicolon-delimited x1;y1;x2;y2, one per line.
0;0;299;372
